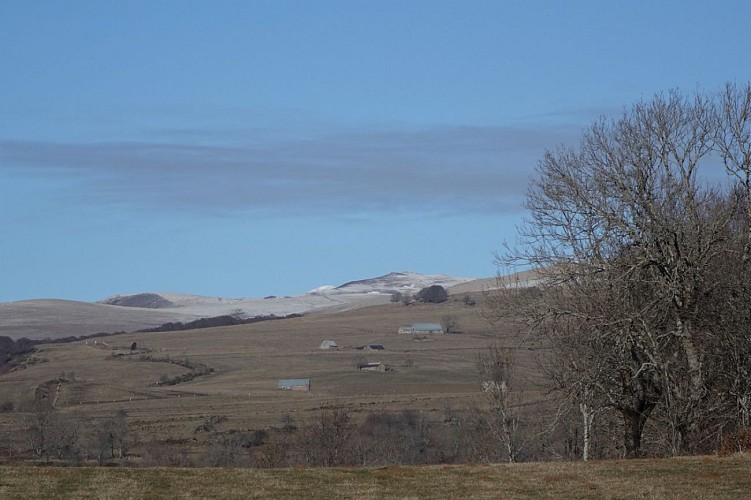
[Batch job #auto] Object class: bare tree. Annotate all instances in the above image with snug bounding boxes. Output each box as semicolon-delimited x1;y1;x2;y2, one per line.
713;82;751;431
541;316;612;461
477;345;522;462
46;412;86;463
441;315;460;334
491;85;751;457
354;355;368;370
26;401;54;458
304;408;353;466
95;409;130;463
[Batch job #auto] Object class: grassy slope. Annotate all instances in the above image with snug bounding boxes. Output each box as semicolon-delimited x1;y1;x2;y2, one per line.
2;293;537;441
1;455;749;499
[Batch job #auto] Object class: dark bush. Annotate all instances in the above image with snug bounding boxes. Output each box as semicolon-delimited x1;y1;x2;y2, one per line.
415;285;448;303
718;427;751;456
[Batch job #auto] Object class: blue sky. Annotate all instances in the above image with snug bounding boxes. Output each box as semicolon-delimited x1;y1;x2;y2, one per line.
2;1;750;302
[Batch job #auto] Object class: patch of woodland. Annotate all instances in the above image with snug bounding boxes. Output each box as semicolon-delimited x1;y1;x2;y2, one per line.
414;285;448;304
0;336;58;374
136;313;302;333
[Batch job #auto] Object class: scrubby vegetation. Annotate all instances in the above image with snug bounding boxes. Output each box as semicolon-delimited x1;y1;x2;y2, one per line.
137;313;302;333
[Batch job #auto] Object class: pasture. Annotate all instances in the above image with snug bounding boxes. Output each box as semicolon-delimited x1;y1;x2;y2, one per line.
0;292;541;457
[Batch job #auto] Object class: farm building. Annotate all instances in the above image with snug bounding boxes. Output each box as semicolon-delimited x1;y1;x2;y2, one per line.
355;344;386;351
359;362;387;372
319;340;339;350
277;379;311;391
398;323;444;334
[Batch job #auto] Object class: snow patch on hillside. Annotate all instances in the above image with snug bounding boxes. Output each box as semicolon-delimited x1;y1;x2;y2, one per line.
0;271;482;340
98;271;475;319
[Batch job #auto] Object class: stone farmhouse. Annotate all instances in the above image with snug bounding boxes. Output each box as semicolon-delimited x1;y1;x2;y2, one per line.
319;340;339;350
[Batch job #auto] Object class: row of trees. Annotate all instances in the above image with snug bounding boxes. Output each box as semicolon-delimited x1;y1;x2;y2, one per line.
0;404;528;467
391;285;450;305
488;83;751;458
5;403;131;465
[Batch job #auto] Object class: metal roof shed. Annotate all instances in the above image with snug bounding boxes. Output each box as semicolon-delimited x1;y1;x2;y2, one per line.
412;323;444;333
278;379;311;391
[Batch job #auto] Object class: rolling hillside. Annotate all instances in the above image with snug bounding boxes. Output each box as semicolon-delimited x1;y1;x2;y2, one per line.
0;271;475;340
0;288;521;459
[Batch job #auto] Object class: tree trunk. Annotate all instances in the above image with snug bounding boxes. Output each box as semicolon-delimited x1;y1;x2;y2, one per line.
676;317;703;398
580;402;594;461
674;316;704;453
622;408;649;458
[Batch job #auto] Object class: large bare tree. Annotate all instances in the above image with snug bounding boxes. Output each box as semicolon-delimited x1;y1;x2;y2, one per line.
491;84;751;457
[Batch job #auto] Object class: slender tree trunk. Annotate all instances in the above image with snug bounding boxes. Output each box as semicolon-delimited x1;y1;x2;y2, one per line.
739;394;750;428
580;401;594;461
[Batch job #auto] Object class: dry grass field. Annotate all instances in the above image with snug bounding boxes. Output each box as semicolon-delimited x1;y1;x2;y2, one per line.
0;454;749;499
0;292;544;454
1;290;749;498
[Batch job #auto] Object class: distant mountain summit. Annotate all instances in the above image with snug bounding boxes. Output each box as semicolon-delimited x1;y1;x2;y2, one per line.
100;293;174;309
332;271;473;295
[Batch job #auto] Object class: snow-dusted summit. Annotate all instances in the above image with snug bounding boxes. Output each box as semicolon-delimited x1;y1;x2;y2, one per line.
332;271;473;295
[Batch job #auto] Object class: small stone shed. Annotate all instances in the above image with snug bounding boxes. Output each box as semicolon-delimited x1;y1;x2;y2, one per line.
319;340;339;350
278;379;311;391
359;362;387;372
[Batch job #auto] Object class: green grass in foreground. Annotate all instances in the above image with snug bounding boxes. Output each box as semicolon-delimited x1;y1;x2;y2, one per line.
1;455;750;499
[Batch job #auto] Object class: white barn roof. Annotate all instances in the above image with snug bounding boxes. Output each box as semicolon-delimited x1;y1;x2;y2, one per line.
412;323;443;331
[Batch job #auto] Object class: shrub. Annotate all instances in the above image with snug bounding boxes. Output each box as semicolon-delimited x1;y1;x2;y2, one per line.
415;285;448;303
354;355;368;370
718;427;751;456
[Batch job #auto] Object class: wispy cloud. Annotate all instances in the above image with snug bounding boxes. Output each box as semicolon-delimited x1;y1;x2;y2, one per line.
0;122;581;217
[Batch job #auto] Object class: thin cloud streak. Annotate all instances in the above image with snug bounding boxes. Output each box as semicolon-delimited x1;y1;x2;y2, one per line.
0;123;580;217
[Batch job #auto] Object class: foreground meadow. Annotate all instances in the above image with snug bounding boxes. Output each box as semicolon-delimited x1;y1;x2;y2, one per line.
0;454;749;499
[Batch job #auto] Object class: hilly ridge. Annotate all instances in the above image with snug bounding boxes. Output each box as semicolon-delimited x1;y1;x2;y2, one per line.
0;271;482;340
